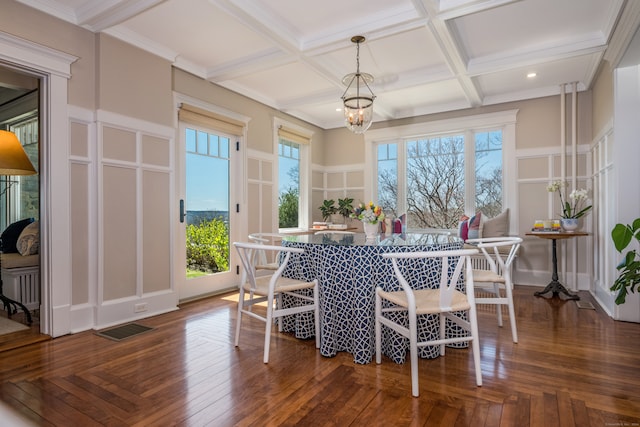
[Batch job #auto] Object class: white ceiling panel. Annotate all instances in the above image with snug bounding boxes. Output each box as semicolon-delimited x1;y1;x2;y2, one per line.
16;0;636;129
477;54;601;100
113;0;276;69
382;80;470;118
450;0;614;60
229;62;337;106
255;0;420;47
357;28;450;82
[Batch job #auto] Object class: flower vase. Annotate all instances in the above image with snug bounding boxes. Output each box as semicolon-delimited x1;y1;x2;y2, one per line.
363;222;379;238
560;218;580;232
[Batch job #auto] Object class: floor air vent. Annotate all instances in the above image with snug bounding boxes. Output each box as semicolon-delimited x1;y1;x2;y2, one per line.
576;301;596;310
96;323;154;341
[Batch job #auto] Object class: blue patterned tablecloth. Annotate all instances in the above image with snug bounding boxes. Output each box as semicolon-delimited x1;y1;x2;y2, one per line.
280;232;466;364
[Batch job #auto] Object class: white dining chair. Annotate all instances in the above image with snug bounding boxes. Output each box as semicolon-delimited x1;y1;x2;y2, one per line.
465;236;522;343
375;248;482;397
314;230;355;235
233;241;319;363
248;232;285;271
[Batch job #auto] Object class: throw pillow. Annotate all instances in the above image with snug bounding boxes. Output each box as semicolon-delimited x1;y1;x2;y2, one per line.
458;215;470;240
1;218;34;253
17;220;39;256
483;209;510;238
467;212;484;240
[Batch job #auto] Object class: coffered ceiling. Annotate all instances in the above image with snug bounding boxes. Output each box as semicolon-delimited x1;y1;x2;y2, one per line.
16;0;636;129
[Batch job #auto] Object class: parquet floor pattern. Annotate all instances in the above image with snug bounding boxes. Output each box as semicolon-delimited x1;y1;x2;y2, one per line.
0;286;639;426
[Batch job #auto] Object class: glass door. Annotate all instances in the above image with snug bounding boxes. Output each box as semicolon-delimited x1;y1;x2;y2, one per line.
177;123;238;300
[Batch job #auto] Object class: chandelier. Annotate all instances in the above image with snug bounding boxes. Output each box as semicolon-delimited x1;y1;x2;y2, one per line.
341;36;375;134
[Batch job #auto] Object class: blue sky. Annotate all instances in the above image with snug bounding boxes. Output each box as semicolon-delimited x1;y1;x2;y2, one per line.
185;128;229;212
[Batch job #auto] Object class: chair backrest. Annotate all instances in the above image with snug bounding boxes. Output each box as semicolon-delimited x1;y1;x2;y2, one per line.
248;233;285;266
382;248;479;310
466;237;522;277
233;241;303;291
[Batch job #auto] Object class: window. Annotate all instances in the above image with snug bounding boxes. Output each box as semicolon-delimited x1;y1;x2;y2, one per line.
2;116;39;229
275;121;312;231
278;138;300;228
371;111;516;230
474;130;503;218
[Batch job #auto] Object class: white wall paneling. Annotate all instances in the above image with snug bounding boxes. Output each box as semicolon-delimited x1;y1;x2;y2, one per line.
95;110;177;329
590;124;616;316
611;65;640;321
514;145;593;292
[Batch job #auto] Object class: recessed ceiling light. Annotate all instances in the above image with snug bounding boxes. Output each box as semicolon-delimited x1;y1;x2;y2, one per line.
336;108;342;112
527;72;537;78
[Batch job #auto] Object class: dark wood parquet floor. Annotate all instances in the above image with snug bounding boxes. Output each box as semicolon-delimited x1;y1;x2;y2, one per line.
0;285;639;426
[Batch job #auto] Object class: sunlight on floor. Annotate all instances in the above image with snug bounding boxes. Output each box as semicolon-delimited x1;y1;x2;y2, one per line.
221;293;268;307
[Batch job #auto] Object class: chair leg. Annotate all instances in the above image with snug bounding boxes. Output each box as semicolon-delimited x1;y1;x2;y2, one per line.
276;293;283;332
374;291;382;364
409;313;420;397
264;297;274;364
439;313;446;356
505;281;518;343
234;287;245;347
493;282;504;327
469;304;483;386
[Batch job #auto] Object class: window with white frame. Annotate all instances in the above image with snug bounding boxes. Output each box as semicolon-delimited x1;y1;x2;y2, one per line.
2;116;39;229
278;138;300;228
276;122;312;231
370;111;516;229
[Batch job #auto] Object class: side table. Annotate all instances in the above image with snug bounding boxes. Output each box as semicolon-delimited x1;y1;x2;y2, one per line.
525;231;588;300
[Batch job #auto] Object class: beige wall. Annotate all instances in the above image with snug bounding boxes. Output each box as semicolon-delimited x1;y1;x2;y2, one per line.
69;122;90;306
323;127;366;165
98;34;173;126
592;61;615;138
1;1;96;110
172;69;326;154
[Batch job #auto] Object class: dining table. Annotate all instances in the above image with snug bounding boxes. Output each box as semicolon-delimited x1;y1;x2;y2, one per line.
279;231;467;364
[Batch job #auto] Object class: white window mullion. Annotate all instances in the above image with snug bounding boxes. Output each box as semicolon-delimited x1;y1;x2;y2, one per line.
397;139;407;216
464;130;475;216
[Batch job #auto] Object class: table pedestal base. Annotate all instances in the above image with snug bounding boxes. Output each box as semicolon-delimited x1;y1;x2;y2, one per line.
534;280;580;300
533;236;580;301
1;293;33;325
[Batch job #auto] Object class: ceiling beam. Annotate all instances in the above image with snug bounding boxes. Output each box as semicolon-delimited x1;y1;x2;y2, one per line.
76;0;167;32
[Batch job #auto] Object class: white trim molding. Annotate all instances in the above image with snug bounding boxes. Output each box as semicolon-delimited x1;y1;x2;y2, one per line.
0;31;77;337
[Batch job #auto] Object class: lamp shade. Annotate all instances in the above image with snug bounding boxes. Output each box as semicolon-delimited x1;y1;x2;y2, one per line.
0;130;36;176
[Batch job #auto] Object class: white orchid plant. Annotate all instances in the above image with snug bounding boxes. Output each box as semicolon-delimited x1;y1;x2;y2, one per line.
546;180;592;219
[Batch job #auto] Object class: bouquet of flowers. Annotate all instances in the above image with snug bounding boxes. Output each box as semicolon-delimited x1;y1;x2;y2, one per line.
351;201;385;224
546;180;592;219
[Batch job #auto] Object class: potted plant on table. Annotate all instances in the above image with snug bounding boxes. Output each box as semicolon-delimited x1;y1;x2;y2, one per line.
319;199;337;222
337;197;354;223
610;218;640;305
546;181;592;231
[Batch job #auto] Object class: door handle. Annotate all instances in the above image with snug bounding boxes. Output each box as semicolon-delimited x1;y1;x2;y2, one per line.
180;199;186;223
